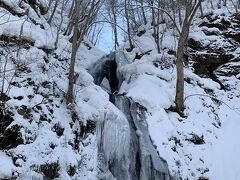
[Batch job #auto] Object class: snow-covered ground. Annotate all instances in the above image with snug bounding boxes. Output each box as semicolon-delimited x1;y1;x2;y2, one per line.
207;103;240;180
0;1;240;180
114;7;240;178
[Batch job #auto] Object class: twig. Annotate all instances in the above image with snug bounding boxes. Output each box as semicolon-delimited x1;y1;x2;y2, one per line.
184;93;240;115
32;97;45;110
128;4;181;34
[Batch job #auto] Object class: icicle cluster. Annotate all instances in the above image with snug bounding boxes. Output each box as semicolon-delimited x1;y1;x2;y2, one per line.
96;109;130;163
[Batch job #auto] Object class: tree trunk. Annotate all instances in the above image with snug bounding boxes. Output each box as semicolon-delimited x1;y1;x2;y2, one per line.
68;0;75;18
48;0;59;25
178;8;182;26
223;0;227;6
156;0;161;53
175;0;202;114
66;0;81;105
199;2;204;18
140;0;147;24
66;23;78;105
175;6;191;114
150;0;160;53
217;0;222;8
125;0;133;50
210;0;214;9
113;23;119;49
175;30;187;113
112;5;119;49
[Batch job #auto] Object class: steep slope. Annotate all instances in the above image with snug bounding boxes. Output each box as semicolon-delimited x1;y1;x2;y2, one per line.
0;1;106;179
189;10;240;180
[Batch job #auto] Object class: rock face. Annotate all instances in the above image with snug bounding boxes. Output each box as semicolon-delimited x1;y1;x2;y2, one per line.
189;13;240;89
90;51;171;180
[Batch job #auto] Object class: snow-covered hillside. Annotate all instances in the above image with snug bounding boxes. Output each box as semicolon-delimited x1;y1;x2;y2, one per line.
114;8;240;180
0;1;105;179
0;1;240;180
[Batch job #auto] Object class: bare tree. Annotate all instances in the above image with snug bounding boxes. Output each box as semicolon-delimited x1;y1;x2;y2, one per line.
87;23;103;46
66;0;102;105
124;0;134;50
48;0;59;24
54;0;70;49
175;0;202;114
139;0;147;25
149;0;159;52
105;0;120;49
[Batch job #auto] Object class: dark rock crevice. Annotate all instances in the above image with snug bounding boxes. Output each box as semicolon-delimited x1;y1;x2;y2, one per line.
190;52;234;90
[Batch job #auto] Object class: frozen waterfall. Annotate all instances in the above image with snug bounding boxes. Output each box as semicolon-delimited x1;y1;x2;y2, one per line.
89;50;172;180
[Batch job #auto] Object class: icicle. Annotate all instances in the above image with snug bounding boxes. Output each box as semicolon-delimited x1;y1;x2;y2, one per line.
96;110;130;163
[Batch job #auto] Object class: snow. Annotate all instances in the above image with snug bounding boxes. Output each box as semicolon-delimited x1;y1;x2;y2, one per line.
38;0;48;8
206;97;240;180
189;28;211;47
1;21;54;49
126;74;174;109
0;152;16;178
0;7;55;49
1;0;25;15
0;16;105;180
0;0;240;179
114;8;240;177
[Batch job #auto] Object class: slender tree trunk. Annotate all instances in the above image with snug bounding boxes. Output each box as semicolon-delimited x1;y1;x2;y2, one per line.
200;2;204;18
68;0;75;18
113;24;119;49
223;0;227;6
150;0;159;53
217;0;222;8
54;2;65;49
48;0;59;24
66;26;78;104
64;0;76;36
65;20;74;36
112;5;119;49
125;0;133;50
48;0;53;7
48;0;53;11
210;0;214;9
140;0;147;24
178;8;182;26
175;25;189;113
175;0;202;114
66;0;81;105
